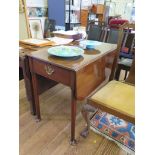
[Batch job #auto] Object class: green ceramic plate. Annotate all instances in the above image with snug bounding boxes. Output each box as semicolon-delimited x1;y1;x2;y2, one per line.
48;45;84;57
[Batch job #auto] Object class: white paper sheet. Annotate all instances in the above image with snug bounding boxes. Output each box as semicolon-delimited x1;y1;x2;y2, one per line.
46;37;73;45
21;38;50;44
52;30;79;36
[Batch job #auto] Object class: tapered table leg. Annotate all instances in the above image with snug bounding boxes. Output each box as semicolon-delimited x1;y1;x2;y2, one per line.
70;90;77;145
31;73;41;121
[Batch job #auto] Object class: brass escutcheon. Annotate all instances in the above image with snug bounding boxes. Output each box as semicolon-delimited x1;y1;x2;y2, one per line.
44;65;54;75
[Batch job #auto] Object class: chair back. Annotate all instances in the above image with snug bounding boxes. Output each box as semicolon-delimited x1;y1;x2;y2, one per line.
118;23;135;58
105;22;135;80
102;25;125;49
87;22;135;58
125;58;135;85
87;23;105;41
106;28;120;44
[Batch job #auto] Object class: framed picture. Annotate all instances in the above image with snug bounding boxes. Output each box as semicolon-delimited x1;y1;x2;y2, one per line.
29;19;43;39
44;19;56;38
27;7;48;17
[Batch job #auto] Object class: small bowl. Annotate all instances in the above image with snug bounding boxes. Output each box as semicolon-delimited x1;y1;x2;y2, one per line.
86;44;95;49
79;40;102;50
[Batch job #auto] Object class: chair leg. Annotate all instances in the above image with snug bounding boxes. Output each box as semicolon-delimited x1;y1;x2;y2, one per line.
80;104;96;138
115;65;121;81
124;70;128;80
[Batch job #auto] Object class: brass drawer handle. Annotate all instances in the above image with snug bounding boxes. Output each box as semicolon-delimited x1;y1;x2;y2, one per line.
44;65;54;75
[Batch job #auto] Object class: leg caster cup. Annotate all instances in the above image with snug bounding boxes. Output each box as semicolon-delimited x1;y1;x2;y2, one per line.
70;139;78;145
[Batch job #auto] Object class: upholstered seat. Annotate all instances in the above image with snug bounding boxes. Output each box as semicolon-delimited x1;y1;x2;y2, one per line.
118;58;133;66
80;24;135;138
89;80;135;123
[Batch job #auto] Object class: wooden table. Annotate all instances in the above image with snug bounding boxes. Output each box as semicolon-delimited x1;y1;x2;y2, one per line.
27;43;117;144
19;47;58;114
19;48;37;114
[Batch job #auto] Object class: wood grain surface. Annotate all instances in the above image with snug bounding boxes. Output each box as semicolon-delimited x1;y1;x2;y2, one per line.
20;80;129;155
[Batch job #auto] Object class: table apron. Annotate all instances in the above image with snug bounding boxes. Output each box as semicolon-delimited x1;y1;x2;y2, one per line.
30;58;72;87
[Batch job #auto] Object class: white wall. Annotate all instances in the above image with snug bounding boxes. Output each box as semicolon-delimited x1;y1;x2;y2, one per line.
110;0;134;21
19;13;29;40
26;0;47;7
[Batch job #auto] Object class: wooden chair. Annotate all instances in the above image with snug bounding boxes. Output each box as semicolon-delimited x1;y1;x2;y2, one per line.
87;22;105;41
115;23;135;80
80;55;135;138
86;22;134;81
105;28;120;44
87;21;125;43
100;23;129;80
100;22;135;81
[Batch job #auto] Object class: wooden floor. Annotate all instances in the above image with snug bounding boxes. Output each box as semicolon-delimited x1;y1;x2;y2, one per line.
19;74;129;155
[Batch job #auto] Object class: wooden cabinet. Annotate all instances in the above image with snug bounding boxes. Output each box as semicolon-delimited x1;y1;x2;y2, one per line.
88;4;109;25
80;9;89;27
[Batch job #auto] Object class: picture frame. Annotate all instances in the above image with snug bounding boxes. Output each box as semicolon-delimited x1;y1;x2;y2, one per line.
19;0;24;13
27;7;48;17
29;19;43;39
19;0;31;39
44;19;56;38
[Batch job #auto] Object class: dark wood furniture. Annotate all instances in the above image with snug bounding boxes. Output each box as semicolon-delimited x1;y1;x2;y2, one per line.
80;9;89;27
87;23;104;41
19;67;24;80
19;48;36;114
115;23;135;80
99;22;135;81
19;47;58;115
27;43;117;144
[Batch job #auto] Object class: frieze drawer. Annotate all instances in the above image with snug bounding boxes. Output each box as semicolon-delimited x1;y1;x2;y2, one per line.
32;59;71;86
